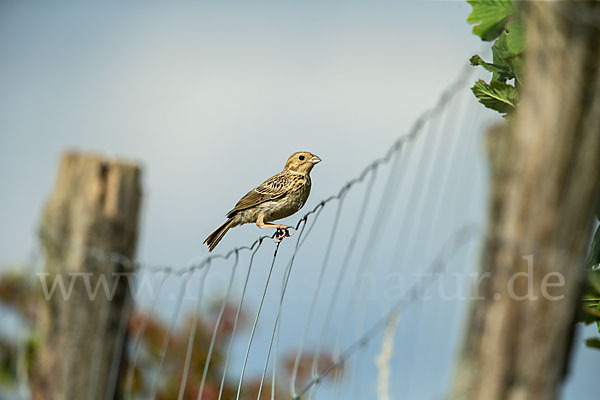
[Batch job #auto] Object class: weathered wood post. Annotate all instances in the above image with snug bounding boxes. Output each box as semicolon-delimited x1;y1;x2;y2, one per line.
32;152;142;400
451;1;600;400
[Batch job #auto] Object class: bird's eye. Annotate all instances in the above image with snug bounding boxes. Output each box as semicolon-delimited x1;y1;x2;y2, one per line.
298;155;305;161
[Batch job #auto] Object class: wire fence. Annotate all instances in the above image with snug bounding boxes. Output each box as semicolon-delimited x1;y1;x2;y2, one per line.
3;49;496;400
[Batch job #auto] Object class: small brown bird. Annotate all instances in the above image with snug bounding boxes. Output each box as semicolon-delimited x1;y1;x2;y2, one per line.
204;151;321;252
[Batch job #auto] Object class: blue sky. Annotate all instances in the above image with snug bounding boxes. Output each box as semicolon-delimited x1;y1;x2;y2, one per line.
1;1;597;399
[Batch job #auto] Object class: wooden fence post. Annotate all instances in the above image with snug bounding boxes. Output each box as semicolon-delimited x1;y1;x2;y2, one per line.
32;152;142;400
451;2;600;400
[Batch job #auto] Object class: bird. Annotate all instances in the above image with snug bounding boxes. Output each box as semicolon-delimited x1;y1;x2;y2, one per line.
204;151;322;252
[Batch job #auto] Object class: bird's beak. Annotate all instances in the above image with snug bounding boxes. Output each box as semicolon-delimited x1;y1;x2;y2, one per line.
310;156;321;164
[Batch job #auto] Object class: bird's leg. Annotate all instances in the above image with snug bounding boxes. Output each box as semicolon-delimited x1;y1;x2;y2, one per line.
256;215;293;242
256;214;288;230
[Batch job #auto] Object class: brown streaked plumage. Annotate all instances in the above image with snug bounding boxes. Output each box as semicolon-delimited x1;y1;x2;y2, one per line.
204;151;321;252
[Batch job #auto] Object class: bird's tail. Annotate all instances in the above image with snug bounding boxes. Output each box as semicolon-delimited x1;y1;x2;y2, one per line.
204;218;235;252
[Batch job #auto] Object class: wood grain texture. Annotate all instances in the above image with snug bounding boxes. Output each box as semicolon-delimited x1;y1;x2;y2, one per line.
452;2;600;400
32;152;142;400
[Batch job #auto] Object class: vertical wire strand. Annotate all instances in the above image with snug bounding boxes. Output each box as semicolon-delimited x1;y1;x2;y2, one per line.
124;271;169;399
370;118;442;399
217;239;266;400
341;145;413;400
308;169;378;395
177;264;210;400
331;355;352;400
267;206;325;400
149;269;194;399
295;226;479;399
401;102;449;256
271;311;280;400
391;104;451;400
348;342;361;400
197;252;240;400
104;269;135;400
289;197;345;397
393;109;446;270
404;93;471;398
424;92;470;243
337;146;408;400
332;360;345;400
387;122;435;276
400;293;424;398
236;243;281;400
256;220;309;399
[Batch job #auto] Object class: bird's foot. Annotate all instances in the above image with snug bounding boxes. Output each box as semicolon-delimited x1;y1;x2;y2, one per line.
274;226;293;243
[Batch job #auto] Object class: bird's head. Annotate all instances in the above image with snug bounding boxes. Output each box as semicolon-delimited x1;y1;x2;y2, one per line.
284;151;321;174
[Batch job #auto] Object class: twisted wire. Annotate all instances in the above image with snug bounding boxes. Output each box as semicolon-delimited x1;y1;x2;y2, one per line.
293;225;480;399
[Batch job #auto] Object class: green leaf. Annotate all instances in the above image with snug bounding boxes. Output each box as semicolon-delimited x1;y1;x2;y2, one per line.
586;269;600;294
585;337;600;350
579;270;600;326
491;33;511;66
470;54;512;81
467;0;516;41
587;225;600;269
506;17;525;54
488;32;524;85
509;56;524;86
471;79;517;115
581;296;600;307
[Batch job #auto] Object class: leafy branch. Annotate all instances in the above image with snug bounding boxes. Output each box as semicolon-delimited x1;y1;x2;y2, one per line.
467;0;524;117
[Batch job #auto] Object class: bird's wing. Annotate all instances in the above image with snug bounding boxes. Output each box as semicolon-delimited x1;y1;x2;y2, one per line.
227;173;291;216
